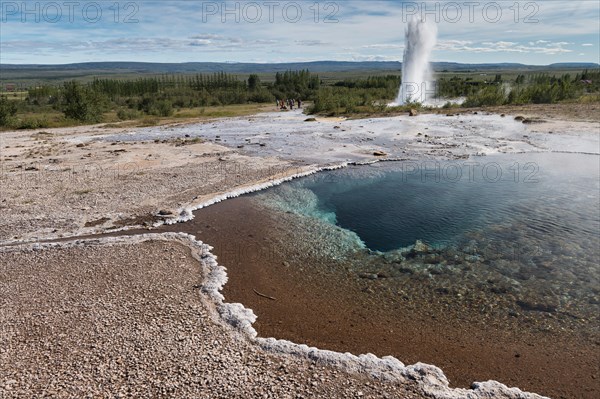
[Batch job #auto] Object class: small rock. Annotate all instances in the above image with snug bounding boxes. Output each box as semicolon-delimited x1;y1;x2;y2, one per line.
413;240;430;254
516;299;557;313
359;273;378;280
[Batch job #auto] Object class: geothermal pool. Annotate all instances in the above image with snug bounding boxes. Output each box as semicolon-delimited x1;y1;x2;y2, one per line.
174;151;598;397
143;150;599;397
253;152;600;325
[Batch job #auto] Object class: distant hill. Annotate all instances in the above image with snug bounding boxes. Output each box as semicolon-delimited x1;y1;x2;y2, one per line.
2;61;404;74
2;61;599;74
1;61;598;87
548;62;600;69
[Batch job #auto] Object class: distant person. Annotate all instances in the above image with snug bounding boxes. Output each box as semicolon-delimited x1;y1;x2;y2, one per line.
297;99;302;108
289;99;294;110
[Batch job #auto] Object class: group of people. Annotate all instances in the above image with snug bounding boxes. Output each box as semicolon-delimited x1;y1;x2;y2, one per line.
277;98;302;110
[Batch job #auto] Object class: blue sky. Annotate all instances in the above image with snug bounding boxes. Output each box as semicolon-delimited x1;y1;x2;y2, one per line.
1;0;598;65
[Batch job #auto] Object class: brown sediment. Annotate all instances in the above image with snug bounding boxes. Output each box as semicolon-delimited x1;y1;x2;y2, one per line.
161;196;600;399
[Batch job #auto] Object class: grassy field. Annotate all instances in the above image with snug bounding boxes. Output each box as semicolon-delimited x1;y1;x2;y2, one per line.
0;102;276;131
111;103;276;128
1;91;28;101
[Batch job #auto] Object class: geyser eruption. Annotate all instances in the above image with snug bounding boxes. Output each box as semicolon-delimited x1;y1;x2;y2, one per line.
396;18;438;105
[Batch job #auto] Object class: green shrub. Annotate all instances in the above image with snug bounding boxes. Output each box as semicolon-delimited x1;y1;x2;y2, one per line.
117;108;139;120
61;81;106;122
463;85;506;107
153;100;174;117
13;117;49;129
0;96;18;126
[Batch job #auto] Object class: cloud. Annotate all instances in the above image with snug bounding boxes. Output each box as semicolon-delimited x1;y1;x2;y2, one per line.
347;54;399;62
362;44;405;50
188;39;212;47
295;40;330;46
188;35;276;48
436;40;573;55
190;34;225;40
0;1;598;64
2;36;265;54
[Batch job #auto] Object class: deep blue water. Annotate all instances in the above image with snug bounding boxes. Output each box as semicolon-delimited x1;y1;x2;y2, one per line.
282;153;600;253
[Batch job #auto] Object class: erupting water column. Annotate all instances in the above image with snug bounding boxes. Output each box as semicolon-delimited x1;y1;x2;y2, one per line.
396;18;438;105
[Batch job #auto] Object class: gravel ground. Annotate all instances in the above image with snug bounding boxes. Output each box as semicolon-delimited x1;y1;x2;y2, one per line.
0;238;423;398
0;130;295;243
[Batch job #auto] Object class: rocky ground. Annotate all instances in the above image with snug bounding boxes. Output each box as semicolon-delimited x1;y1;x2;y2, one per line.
0;104;598;398
0;125;295;243
0;238;423;398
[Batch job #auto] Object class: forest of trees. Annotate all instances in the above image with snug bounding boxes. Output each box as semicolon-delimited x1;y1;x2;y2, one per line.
1;69;599;127
3;70;320;127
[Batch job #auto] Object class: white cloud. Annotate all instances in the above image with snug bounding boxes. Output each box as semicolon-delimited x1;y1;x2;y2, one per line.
435;40;574;55
295;40;330;46
190;34;225;40
0;1;598;64
347;54;399;62
362;44;405;50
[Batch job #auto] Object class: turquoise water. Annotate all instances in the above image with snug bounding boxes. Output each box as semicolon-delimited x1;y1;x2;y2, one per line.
255;153;600;322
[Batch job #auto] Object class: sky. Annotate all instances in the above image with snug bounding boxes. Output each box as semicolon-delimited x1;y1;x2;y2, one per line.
0;0;599;65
